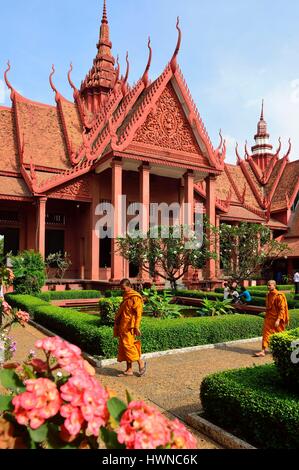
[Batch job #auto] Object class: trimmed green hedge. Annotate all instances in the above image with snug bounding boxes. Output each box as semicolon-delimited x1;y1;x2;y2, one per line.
37;290;102;302
105;290;123;298
176;289;299;309
270;328;299;392
5;294;267;358
216;285;294;293
200;364;299;449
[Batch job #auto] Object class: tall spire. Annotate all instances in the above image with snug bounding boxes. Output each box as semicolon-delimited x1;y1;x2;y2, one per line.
251;100;273;170
80;0;117;114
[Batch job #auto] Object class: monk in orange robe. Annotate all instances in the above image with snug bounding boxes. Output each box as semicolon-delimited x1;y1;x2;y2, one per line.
254;280;289;357
114;279;146;376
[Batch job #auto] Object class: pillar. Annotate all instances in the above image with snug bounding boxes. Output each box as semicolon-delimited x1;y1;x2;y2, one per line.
139;164;151;282
89;177;100;280
206;175;217;280
36;197;47;259
110;159;124;282
184;171;194;228
215;214;221;277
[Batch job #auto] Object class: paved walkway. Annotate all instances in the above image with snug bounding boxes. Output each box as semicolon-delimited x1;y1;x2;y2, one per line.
9;324;272;449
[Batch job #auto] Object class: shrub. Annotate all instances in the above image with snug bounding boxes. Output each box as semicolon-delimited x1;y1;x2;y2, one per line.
197;298;236;316
10;250;46;295
99;297;122;326
200;364;299;449
142;287;182;319
5;294;266;358
105;290;123;298
270;327;299;392
37;290;102;302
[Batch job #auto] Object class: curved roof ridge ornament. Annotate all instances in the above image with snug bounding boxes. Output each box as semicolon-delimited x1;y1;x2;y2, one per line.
245;140;250;158
285;138;292;160
121;52;130;96
235;142;242;164
49;65;60;100
4;61;15;98
142;37;152;88
216;129;223;153
170;17;182;74
275;136;282;156
68;62;79;97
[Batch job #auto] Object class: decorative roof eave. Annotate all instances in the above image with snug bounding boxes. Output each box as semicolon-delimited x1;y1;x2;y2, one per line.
266;154;289;207
224;164;243;202
287;177;299;210
194;183;231;213
172;68;224;170
236;156;265;208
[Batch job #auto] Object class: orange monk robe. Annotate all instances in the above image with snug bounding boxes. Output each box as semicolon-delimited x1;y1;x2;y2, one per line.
262;289;289;350
113;289;143;363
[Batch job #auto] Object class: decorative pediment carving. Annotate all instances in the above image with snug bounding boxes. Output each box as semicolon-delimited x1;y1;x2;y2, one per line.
49;177;91;201
133;84;206;160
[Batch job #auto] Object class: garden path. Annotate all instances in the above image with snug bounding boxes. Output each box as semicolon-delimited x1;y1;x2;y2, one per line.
10;324;272;449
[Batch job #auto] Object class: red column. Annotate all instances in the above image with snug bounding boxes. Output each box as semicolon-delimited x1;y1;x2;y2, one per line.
179;182;185;226
90;177;100;280
110;159;124;282
206;175;217;280
36;197;47;259
184;171;194;228
139;164;151;282
215;214;221;278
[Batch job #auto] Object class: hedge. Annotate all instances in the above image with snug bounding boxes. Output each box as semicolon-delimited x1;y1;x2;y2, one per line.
200;364;299;449
216;285;294;293
105;290;123;298
270;328;299;392
176;289;299;309
37;290;102;302
5;294;267;358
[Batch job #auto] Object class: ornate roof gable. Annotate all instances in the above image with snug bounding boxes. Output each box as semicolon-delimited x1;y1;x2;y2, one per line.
131;82;211;167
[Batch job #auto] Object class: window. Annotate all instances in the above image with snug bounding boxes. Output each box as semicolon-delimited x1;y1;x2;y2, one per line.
46;213;66;225
100;238;111;268
45;230;65;258
0;211;19;223
0;229;19;256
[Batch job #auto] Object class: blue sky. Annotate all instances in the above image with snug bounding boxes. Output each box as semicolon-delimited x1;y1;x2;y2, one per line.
1;0;299;162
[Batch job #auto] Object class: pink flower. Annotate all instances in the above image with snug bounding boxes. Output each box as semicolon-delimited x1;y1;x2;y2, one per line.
1;301;12;315
60;374;109;437
16;310;30;325
168;419;197;449
12;378;61;430
117;401;171;449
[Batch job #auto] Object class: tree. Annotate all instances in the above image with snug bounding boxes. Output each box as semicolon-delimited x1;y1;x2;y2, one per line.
10;250;46;295
45;252;72;280
117;224;217;290
220;223;290;282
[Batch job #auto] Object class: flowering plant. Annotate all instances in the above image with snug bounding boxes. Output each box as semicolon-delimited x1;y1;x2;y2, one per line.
0;266;14;289
0;336;197;449
0;301;30;365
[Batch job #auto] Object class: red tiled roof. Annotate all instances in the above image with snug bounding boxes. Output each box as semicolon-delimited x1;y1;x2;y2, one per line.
59;99;83;151
0;175;31;197
271;161;299;211
282;237;299;257
220;204;265;222
225;164;261;208
0;108;19;173
14;96;71;170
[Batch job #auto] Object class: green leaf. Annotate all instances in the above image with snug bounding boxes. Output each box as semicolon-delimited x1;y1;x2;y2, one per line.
28;423;49;443
0;369;25;392
107;397;127;423
0;395;13;411
100;427;125;449
126;390;133;404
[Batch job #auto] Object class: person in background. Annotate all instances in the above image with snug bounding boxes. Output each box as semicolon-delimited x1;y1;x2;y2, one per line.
223;282;230;300
294;271;299;295
114;279;147;377
238;286;252;304
253;280;289;357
